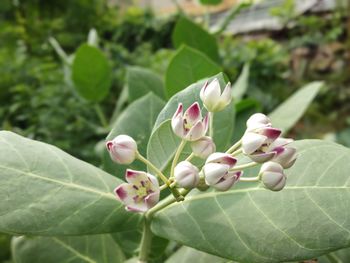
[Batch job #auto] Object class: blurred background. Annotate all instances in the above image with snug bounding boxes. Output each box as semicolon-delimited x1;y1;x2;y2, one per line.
0;0;349;261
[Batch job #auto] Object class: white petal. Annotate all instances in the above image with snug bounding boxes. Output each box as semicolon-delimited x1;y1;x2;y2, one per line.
202;78;221;111
203;163;229;185
242;132;266;154
125;169;149;185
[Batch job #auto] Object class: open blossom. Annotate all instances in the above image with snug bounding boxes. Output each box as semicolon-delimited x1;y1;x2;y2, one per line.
171;102;209;141
115;169;160;212
106;135;137;164
190;136;216;159
174;161;199;189
242;126;282;163
260;162;286;191
200;78;232;112
269;138;297;169
203;153;241;191
246;113;272;131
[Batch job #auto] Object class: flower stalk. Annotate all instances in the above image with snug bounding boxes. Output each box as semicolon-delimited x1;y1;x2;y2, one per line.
138;218;153;262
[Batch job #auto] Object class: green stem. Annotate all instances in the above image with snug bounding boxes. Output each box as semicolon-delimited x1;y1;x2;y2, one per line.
230;162;258;171
48;37;70;65
138;218;152;262
326;252;343;263
186;153;195;162
226;139;242;154
146;189;190;220
239;176;260;182
209;112;214;138
136;152;169;186
94;104;108;129
231;148;243;156
170;140;186;178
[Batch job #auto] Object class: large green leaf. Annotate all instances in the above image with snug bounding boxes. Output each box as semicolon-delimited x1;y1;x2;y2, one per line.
319;247;350;262
127;66;165;102
166;246;230;263
104;93;165;178
165;46;222;98
12;234;125;263
151;140;350;262
269;81;323;134
172;17;219;62
72;44;112;102
0;131;139;235
232;63;250;101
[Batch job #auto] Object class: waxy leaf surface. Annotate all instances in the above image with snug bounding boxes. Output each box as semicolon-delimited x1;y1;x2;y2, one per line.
0;131;139;235
152;140;350;262
12;234;125;263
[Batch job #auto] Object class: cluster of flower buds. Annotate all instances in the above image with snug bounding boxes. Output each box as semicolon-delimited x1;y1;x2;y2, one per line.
106;78;297;213
242;113;297;191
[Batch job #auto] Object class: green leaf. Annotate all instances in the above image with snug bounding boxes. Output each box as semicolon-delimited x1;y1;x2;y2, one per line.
165;46;222;98
12;234;125;263
172;17;219;62
166;246;230;263
232;63;250;101
72;44;112;102
269;81;323;134
151;140;350;262
112;230;169;260
0;131;139;235
127;66;165;102
104;93;165;178
319;247;350;262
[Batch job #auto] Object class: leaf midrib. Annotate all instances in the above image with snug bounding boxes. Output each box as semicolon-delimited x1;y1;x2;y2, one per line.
0;164;115;200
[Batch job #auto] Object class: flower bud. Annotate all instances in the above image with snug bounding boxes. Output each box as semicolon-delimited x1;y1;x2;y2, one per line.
200;78;232;112
269;138;297;169
174;161;199;189
171;102;209;141
259;162;286;191
190;136;216;159
106;135;137;165
202;153;239;191
246;113;271;131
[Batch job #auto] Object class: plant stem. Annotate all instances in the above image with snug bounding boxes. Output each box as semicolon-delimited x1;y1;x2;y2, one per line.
136;152;169;186
138;218;152;263
186;153;195;162
48;37;70;65
170;140;186;178
239;176;260;182
226;139;242;154
230;162;258;171
231;148;243;156
146;189;190;220
94;104;108;129
209;112;214;138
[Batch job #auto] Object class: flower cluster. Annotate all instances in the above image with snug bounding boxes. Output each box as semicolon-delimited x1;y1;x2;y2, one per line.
106;78;297;212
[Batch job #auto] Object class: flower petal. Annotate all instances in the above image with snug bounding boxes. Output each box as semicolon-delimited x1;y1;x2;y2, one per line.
242;132;267;154
186;121;205;141
126;202;149;213
199;80;209;102
114;183;137;205
270;137;293;149
259;127;281;141
171;114;185;138
249;151;276;163
125;169;149;184
146;173;160;192
144;192;160;209
203;163;229;185
172;103;183;118
206;152;237;167
184;102;201;126
201;78;221;110
218;82;232;106
273;147;297;169
246;113;271;131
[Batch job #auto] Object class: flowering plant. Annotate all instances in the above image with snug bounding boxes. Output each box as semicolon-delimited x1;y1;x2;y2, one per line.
0;73;348;263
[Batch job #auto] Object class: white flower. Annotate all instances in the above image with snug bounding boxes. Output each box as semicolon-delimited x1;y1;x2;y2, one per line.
106;135;137;164
200;78;232;112
174;161;199;189
260;162;286;191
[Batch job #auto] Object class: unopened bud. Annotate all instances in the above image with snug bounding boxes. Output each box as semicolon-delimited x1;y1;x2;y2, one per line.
260;162;286;191
191;136;216;159
174;161;200;189
106;135;137;165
